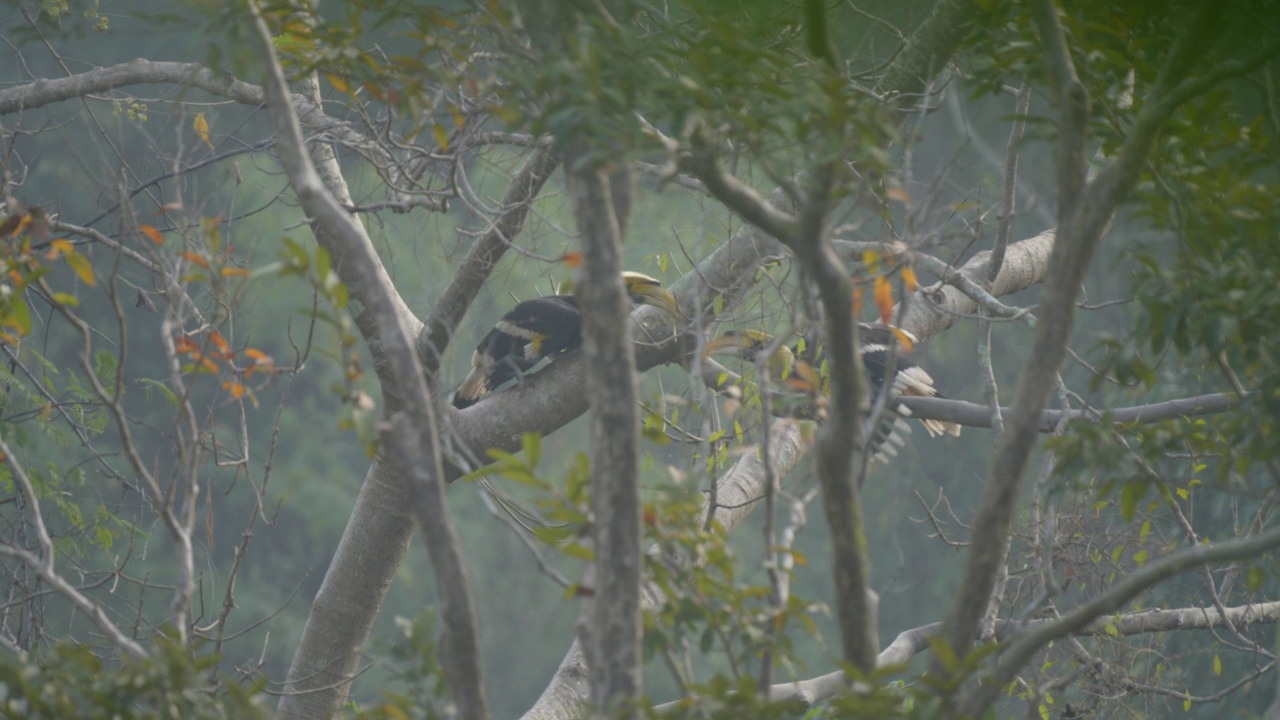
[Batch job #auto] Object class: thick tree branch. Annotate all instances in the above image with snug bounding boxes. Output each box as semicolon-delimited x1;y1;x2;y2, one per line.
0;59;386;164
899;392;1239;432
567;154;644;707
249;7;489;720
698;599;1280;712
833;239;1037;321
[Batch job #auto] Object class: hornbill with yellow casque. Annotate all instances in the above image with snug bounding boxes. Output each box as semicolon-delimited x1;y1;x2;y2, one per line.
452;271;680;409
704;324;960;463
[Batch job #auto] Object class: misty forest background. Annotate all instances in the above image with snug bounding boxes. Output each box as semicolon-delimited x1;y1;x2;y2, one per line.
2;0;1280;718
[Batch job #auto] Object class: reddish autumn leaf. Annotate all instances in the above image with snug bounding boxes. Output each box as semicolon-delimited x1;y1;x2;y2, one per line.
175;336;200;354
785;361;821;393
889;327;915;351
874;275;894;325
139;225;164;245
222;380;246;399
851;286;863;316
208;330;233;359
560;251;582;268
198;356;219;374
179;252;210;269
902;266;919;293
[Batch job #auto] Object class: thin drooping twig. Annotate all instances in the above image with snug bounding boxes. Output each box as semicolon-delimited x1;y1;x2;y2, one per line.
0;436;148;659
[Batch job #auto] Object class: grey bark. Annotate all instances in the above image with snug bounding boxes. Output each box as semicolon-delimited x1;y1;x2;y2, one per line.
566;155;644;708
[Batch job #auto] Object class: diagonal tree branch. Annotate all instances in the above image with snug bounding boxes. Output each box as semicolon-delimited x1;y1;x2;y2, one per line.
248;6;489;719
938;0;1236;681
960;525;1280;715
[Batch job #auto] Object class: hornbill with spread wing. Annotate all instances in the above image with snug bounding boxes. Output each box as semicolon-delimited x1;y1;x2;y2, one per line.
452;271;680;409
704;324;960;462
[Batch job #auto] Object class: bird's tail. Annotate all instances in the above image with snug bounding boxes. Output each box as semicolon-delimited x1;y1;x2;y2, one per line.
891;366;962;437
453;354;493;409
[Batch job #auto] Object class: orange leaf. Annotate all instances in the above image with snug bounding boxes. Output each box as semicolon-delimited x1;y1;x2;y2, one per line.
140;225;164;245
45;238;73;261
222;380;246;399
561;251;582;268
175;336;200;354
851;286;863;316
885;186;911;205
874;275;894;325
0;213;30;239
220;266;250;278
179;252;210;269
902;266;918;293
889;327;915;351
327;73;349;94
199;356;219;374
785;361;821;392
208;330;232;359
244;347;270;361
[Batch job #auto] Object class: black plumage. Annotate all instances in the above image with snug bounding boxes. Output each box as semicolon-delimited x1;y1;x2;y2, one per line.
452;272;679;409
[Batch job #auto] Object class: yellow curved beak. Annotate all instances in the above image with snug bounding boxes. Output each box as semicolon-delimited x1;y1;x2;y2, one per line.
630;283;681;318
703;333;749;357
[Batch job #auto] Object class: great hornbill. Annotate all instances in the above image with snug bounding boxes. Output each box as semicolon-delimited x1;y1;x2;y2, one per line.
451;271;680;409
703;324;960;462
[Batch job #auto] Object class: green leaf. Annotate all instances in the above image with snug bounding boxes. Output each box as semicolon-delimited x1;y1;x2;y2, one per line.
1120;481;1148;521
522;432;541;468
137;378;180;408
6;296;31;335
1213;653;1222;675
